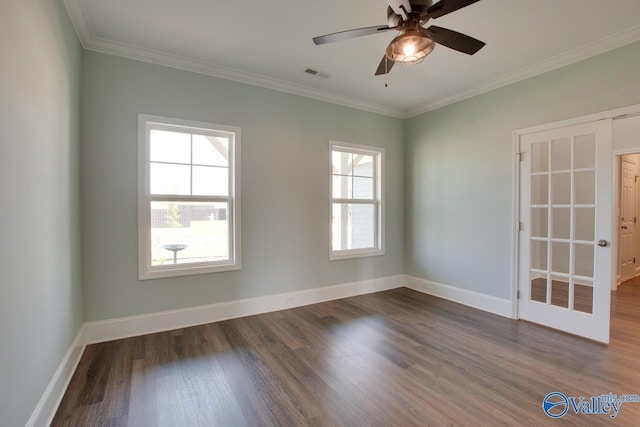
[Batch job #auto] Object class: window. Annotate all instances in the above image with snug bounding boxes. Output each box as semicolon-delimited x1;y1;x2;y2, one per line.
330;141;384;259
138;114;240;279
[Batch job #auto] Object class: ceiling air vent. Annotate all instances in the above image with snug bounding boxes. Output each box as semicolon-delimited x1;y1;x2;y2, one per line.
304;68;331;78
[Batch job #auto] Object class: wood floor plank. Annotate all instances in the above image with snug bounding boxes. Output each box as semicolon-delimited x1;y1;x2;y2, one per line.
52;281;640;426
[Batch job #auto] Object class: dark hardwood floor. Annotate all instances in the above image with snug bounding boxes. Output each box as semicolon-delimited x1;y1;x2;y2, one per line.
52;282;640;426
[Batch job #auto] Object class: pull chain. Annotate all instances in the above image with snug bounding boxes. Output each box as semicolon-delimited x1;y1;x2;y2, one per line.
384;56;388;88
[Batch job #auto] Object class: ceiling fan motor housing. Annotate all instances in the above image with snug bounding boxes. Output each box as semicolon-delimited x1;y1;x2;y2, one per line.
387;7;403;27
387;0;435;27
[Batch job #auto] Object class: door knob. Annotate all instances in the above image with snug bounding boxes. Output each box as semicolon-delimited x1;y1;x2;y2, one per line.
597;240;608;247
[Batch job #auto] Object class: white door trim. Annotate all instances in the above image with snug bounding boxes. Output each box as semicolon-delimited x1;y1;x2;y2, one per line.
510;103;640;321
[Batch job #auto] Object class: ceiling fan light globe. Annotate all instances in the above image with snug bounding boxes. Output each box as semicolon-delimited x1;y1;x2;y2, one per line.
402;43;417;56
385;29;435;65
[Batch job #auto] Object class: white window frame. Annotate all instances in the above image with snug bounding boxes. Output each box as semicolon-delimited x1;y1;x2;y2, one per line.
138;114;241;280
330;141;385;260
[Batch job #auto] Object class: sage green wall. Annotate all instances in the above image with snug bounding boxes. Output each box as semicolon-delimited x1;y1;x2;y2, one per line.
405;41;640;299
80;52;404;321
0;1;82;425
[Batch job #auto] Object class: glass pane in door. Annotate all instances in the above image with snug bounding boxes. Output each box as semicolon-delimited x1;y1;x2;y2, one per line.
531;240;548;270
574;281;594;314
551;138;571;171
551;173;571;204
531;175;549;205
574;134;596;169
531;208;548;238
530;272;547;304
574;244;594;278
551;242;570;274
550;275;569;309
531;141;549;173
574;208;595;241
528;135;597;313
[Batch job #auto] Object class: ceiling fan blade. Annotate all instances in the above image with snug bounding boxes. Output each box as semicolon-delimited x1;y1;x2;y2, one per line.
375;55;395;76
425;26;485;55
427;0;481;19
313;25;394;45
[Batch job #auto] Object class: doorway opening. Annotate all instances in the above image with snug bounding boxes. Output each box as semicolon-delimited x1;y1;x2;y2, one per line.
616;153;640;288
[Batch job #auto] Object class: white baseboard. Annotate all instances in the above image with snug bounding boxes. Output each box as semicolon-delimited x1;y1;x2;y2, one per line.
83;275;405;344
404;275;513;318
26;328;85;427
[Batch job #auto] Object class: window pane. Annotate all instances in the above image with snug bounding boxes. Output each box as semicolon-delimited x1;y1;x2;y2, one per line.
353;154;374;177
332;203;375;251
193;135;229;167
353;177;374;199
150;163;190;195
150;129;191;164
193;166;228;196
150;201;229;265
351;204;375;248
332;175;351;199
332;151;352;175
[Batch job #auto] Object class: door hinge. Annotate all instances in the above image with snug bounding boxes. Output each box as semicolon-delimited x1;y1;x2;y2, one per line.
519;222;524;231
516;152;523;162
517;290;521;299
634;257;636;264
635;175;638;183
635;217;637;224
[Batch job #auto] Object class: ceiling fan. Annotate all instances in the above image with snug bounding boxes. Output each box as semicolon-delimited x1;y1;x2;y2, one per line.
313;0;485;75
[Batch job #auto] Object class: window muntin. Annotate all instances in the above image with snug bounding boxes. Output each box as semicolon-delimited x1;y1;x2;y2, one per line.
138;115;240;279
330;142;384;259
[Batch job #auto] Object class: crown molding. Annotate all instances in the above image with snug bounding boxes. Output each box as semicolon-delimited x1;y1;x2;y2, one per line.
406;24;640;118
88;37;406;118
64;0;640;121
63;0;92;49
63;0;405;118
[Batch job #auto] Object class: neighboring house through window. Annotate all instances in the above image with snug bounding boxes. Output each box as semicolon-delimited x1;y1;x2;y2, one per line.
138;114;240;279
330;141;384;259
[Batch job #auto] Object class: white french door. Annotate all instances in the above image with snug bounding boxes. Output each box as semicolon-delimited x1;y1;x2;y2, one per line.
518;119;613;343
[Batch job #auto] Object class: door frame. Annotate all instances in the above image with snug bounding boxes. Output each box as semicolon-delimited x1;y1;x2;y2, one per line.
510;103;640;321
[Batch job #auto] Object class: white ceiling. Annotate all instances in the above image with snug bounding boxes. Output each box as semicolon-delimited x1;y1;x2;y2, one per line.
64;0;640;118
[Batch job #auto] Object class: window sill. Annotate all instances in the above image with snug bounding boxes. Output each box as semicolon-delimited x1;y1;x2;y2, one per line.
330;249;384;261
139;261;241;280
